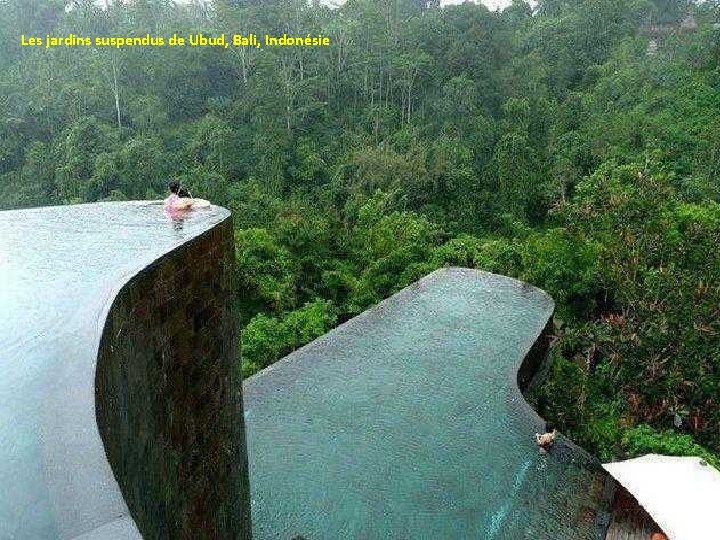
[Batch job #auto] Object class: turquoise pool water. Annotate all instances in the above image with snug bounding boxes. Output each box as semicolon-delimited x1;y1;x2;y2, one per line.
243;268;606;539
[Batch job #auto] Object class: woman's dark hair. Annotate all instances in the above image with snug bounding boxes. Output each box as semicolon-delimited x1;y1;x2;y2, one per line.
546;422;556;432
178;187;191;198
168;179;180;194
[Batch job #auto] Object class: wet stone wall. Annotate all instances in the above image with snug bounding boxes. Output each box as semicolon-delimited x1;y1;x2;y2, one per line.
95;217;252;540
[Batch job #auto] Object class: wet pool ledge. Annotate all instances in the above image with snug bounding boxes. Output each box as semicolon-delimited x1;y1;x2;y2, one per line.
0;202;251;539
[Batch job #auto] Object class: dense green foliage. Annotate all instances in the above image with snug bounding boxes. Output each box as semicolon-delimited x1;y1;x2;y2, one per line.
2;0;719;464
623;424;720;470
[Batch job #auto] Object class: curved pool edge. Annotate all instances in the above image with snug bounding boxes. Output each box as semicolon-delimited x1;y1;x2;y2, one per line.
242;266;613;538
94;212;252;539
505;273;614;540
0;202;253;539
511;297;606;467
244;267;550;383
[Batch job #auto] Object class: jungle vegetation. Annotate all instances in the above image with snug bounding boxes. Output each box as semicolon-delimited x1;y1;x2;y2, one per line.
1;0;719;465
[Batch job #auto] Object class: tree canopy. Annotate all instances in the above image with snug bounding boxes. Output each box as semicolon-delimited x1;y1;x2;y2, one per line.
2;0;719;463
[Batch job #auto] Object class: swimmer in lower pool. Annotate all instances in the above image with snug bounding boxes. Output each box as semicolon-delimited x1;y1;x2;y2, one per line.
164;179;210;211
535;422;557;452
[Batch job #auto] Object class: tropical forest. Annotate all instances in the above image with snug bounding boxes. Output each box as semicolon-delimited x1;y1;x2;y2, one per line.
2;0;719;468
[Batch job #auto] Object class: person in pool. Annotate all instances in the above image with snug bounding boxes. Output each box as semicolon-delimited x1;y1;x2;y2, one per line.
536;422;557;451
164;180;209;211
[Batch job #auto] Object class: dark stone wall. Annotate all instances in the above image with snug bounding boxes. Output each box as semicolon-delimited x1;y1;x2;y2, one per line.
516;318;554;395
95;216;252;540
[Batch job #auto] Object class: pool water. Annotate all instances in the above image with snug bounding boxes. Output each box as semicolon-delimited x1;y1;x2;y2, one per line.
243;268;607;539
1;203;607;539
0;202;230;539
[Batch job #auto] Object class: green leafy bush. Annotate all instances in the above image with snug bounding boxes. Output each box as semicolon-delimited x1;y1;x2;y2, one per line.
623;425;720;471
241;300;338;378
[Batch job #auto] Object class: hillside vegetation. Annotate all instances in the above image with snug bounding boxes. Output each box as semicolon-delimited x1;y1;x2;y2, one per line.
2;0;719;463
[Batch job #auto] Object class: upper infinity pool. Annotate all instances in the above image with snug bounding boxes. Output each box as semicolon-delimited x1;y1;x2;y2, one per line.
243;268;608;539
0;202;232;539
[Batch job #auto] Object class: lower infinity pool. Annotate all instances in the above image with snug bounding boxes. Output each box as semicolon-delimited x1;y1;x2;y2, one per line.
243;268;607;539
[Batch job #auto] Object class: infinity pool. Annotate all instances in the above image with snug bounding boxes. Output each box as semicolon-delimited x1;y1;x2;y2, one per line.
0;202;230;539
2;202;608;539
243;268;607;539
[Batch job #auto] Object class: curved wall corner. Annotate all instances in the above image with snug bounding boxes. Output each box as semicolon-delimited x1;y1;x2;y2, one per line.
516;317;553;395
95;216;252;540
509;315;555;433
511;294;609;473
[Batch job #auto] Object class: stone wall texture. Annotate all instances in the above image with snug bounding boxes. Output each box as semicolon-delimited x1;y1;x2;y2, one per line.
95;216;252;540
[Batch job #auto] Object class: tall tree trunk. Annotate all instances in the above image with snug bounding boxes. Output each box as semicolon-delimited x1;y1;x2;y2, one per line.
112;54;122;130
